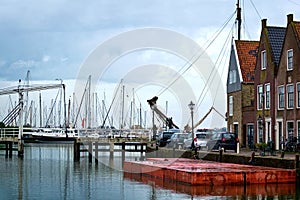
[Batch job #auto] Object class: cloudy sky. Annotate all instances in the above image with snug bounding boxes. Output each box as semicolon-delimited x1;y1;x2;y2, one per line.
0;0;300;128
0;0;299;81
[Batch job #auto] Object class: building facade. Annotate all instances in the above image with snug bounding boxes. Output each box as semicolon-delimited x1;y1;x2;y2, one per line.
227;40;259;148
275;14;300;149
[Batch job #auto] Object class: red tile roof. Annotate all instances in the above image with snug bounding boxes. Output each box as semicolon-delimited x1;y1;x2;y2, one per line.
294;22;300;40
235;40;259;83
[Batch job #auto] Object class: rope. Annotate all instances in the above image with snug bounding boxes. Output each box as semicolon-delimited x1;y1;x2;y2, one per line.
156;11;237;97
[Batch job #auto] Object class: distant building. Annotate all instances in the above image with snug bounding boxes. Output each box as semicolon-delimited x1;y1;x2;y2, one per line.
226;40;259;148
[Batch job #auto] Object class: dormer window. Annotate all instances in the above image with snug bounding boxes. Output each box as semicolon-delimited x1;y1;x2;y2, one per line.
287;49;293;71
261;50;267;70
229;69;237;84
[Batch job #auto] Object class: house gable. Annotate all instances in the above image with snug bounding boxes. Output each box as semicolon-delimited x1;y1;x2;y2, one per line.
227;43;242;93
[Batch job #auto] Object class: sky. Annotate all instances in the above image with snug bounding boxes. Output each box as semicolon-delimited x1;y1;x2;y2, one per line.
0;0;300;129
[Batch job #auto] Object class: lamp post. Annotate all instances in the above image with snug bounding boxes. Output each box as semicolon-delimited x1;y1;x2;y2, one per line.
188;101;195;149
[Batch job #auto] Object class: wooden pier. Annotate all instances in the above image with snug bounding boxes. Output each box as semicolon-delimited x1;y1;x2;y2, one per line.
0;140;18;158
73;139;148;164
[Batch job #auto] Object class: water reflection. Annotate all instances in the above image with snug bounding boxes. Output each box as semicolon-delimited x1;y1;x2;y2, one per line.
0;144;299;200
124;172;297;198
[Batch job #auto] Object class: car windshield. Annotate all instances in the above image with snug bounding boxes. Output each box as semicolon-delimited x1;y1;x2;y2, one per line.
163;132;173;139
224;133;236;140
196;134;206;139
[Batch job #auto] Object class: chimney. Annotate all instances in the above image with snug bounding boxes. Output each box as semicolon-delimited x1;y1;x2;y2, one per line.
287;14;294;24
262;19;267;29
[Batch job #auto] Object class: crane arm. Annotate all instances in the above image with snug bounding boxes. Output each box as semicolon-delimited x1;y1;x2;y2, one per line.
192;107;213;129
147;96;179;129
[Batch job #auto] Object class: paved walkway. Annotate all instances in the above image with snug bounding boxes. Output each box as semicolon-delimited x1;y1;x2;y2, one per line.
233;148;299;160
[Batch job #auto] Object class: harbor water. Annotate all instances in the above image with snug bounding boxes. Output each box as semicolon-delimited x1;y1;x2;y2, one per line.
0;144;298;200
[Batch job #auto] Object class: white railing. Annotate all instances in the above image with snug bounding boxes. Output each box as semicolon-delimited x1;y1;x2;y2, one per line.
0;127;34;139
0;128;19;138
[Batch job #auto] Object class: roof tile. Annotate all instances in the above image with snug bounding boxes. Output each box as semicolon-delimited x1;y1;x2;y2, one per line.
266;27;286;65
294;22;300;40
235;40;259;83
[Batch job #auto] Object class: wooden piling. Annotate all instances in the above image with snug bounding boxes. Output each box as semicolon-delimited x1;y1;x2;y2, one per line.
9;142;12;158
74;140;80;161
88;142;92;163
5;142;9;158
109;143;114;159
95;142;98;165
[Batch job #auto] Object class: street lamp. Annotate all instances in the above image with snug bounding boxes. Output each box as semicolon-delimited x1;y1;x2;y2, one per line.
188;101;195;149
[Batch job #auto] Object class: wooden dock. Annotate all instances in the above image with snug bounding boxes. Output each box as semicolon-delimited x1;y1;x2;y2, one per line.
73;139;148;164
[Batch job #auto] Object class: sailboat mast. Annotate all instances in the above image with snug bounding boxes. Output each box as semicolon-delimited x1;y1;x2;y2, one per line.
236;0;242;40
121;85;125;129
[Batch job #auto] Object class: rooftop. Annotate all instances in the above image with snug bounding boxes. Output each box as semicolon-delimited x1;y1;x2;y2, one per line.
235;40;259;82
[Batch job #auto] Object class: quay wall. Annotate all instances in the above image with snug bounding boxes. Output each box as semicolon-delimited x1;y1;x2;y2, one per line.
146;148;297;170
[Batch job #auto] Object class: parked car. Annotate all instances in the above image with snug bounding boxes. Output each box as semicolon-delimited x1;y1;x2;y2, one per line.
167;133;189;149
183;131;212;150
194;132;213;150
206;132;238;152
156;131;175;147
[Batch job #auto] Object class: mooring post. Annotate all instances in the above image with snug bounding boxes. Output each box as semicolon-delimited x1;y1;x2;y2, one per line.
88;142;92;163
140;144;144;161
218;148;223;162
95;142;98;165
73;140;77;161
122;142;125;168
5;142;8;158
122;142;125;160
9;142;13;158
109;143;114;159
74;140;80;161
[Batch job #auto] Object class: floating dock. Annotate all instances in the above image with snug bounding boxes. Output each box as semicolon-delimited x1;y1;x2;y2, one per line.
123;158;296;185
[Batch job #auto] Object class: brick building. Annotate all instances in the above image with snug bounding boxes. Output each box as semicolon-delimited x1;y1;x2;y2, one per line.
227;40;259;148
275;14;300;149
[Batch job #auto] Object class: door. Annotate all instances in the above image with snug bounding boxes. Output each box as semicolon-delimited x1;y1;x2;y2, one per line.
247;124;254;149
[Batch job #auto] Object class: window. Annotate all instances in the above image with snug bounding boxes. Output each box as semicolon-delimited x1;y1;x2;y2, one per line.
229;96;233;116
278;85;285;109
287;84;294;109
297;121;300;143
287;49;293;70
257;85;263;110
297;83;300;108
265;84;270;109
261;50;267;70
287;121;294;140
229;70;237;84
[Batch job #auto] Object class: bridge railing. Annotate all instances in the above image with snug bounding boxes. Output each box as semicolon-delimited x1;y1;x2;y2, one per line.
0;127;34;138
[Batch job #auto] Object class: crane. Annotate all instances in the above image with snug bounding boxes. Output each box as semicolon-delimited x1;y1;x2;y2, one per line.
147;96;179;130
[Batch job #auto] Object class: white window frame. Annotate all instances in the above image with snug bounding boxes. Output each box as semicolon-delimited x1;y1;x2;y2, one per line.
265;83;270;109
287;84;294;109
229;96;233;116
261;50;267;70
287;49;293;71
278;85;285;110
257;85;263;110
